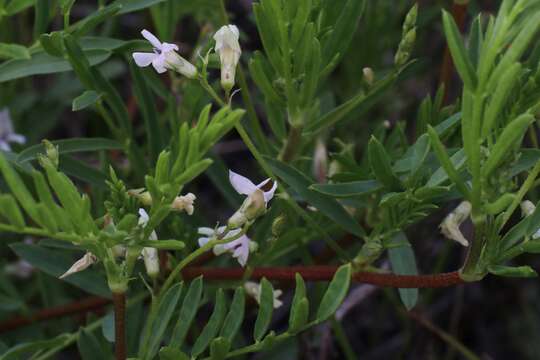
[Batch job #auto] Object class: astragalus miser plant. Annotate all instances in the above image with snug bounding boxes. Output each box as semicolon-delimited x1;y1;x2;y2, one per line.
1;0;540;359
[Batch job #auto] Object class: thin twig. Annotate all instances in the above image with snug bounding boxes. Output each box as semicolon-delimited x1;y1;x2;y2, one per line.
0;296;110;334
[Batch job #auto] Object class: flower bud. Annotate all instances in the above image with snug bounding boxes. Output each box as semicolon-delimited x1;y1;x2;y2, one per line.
244;281;283;308
521;200;535;217
43;139;59;168
128;189;153;206
214;25;241;92
228;189;266;229
271;215;287;238
362;67;375;86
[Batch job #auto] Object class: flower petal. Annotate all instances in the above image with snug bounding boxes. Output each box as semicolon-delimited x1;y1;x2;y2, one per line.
198;227;215;236
138;208;150;226
161;42;179;52
263;180;278;204
152;55;167;74
198;236;210;247
0;141;11;151
7;134;26;144
229;170;257;195
141;29;162;49
132;52;156;67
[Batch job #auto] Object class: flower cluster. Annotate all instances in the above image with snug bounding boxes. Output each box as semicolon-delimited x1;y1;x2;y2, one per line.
132;24;242;91
197;170;277;267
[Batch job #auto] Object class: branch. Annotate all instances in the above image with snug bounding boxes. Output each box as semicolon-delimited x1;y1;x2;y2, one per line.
181;266;464;288
0;296;110;334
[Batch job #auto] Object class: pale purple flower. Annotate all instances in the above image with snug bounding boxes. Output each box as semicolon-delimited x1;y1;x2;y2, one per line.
132;29;197;78
198;226;251;266
0;109;26;152
229;170;277;206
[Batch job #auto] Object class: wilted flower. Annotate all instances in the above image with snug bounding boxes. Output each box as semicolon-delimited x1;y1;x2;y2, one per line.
213;25;241;92
0;108;26;152
133;29;197;78
313;138;328;183
244;281;283;308
171;193;196;215
227;170;277;228
59;252;97;279
440;201;471;247
138;208;160;278
198;226;252;266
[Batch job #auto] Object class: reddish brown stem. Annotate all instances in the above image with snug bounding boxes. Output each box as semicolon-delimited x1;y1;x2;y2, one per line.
113;292;126;360
0;296;110;334
439;2;469;103
181;266;464;288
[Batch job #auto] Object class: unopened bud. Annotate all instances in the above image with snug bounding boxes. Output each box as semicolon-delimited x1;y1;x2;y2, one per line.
129;189;153;206
362;67;374;86
403;4;418;34
43;140;59;168
521;200;535;217
271;215;287;237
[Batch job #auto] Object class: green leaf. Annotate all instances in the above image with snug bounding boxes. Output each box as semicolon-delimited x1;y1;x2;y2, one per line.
266;157;364;237
288;274;309;333
0;43;30;60
488;265;537;278
316;264;351;322
254;278;274;342
427;148;467;187
17;137;121;163
441;10;477;89
368;136;403;191
0;49;111;83
101;311;114;342
220;287;245;341
5;0;35;16
130;60;162;161
170;276;203;348
1;334;71;360
500;200;540;251
59;155;108;188
113;0;166;14
0;194;25;228
78;328;109;360
72;90;103;111
144;283;184;359
310;180;381;198
427;126;471;198
9;243;111;298
387;232;418;310
482;114;534;179
192;289;227;357
159;347;189;360
209;337;231;360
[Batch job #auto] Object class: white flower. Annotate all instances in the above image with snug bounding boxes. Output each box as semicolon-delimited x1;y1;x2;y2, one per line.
244;281;283;308
440;201;471;247
198;226;252;267
171;193;196;215
59;252;97;279
133;29;197;78
213;25;241;91
0;108;26;152
138;208;160;277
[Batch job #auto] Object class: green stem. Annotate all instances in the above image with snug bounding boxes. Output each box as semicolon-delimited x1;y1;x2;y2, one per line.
199;76;226;107
460;216;487;281
0;223;82;243
278;125;303;163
